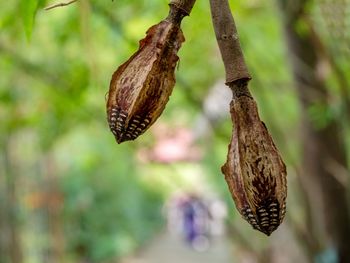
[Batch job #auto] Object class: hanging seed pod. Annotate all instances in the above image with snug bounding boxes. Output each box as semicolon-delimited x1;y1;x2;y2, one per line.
107;20;184;143
222;81;287;236
106;1;196;144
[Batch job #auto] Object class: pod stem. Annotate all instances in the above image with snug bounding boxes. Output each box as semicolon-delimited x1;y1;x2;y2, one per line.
167;0;197;25
169;0;197;16
209;0;251;90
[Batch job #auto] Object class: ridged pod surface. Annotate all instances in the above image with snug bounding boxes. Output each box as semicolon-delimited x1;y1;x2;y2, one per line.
222;83;287;236
107;20;185;143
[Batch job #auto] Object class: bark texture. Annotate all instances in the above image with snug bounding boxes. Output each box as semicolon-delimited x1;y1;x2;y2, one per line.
209;0;251;83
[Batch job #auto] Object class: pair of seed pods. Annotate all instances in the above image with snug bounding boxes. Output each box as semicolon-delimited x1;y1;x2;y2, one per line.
106;3;287;236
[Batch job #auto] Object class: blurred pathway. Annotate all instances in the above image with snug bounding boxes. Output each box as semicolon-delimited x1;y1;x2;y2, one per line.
121;230;233;263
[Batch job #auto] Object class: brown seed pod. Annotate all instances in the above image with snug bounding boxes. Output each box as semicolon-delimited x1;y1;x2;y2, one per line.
222;81;287;236
106;20;185;143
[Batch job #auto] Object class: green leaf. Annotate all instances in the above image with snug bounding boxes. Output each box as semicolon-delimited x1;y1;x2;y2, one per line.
20;0;39;40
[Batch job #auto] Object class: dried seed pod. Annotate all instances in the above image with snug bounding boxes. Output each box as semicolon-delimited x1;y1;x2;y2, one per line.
106;20;185;143
222;82;287;236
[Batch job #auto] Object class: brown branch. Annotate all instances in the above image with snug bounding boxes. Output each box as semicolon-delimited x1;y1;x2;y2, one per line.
44;0;78;11
209;0;251;85
166;0;197;25
169;0;196;16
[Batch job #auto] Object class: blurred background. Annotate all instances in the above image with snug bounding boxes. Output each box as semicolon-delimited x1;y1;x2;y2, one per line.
1;0;350;262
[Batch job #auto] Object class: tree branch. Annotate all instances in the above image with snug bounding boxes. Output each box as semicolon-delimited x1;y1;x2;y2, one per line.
169;0;196;16
44;0;78;11
209;0;251;85
166;0;197;25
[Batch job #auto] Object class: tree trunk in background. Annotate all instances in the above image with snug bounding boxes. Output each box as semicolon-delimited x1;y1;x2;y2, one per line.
43;153;65;263
278;1;350;262
0;152;8;262
3;138;23;263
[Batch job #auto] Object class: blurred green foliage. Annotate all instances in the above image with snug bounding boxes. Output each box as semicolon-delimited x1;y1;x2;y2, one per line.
0;0;296;262
57;128;164;261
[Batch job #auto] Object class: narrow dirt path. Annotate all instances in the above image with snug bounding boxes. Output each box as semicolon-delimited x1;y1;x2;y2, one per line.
121;230;234;263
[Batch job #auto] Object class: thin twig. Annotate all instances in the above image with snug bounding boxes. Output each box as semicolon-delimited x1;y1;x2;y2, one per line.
44;0;78;11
